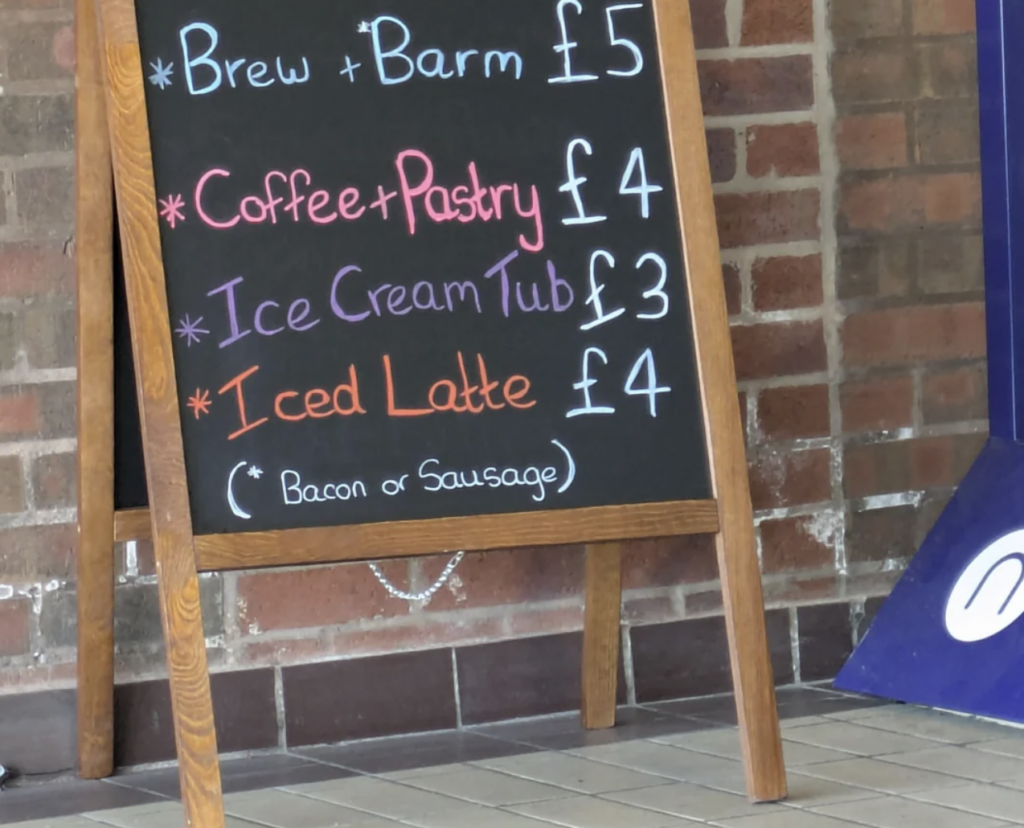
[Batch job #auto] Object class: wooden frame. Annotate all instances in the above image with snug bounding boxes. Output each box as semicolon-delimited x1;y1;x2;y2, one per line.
81;0;786;820
75;0;116;780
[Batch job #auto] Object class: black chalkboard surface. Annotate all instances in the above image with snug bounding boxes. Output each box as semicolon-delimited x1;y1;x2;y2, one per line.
134;0;711;535
113;224;149;511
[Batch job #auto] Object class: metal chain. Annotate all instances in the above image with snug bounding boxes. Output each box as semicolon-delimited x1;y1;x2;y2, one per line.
367;552;465;602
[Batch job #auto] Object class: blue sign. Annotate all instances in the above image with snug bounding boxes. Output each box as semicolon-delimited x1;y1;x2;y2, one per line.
837;3;1024;719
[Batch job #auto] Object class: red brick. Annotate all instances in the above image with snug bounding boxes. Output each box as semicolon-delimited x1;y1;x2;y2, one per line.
751;255;823;311
506;606;586;636
422;545;583;612
0;600;31;657
838;240;913;300
0;95;73;155
0;383;74;441
731;320;827;380
329;616;508;658
0;242;74;298
836;112;908;170
706;128;736;184
741;0;813;44
918;233;984;294
915;103;979;166
622;595;678;625
724;262;741;315
832;49;915;104
747;123;819;178
6;22;74;81
31;451;76;509
16;166;73;225
841;374;914;432
757;384;830;440
831;0;904;40
237;562;410;632
716;189;820;248
23;303;76;369
690;0;728;48
844;435;972;498
0;388;40;438
840;172;980;233
912;0;975;34
417;544;581;609
760;515;834;573
925;172;981;225
842;302;986;367
749;448;832;509
0;523;75;580
622;535;717;589
698;56;813;116
0;456;24;513
846;505;918;564
923;364;987;423
917;40;978;99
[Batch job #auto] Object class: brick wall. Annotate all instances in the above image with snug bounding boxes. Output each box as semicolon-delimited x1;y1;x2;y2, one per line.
0;0;985;695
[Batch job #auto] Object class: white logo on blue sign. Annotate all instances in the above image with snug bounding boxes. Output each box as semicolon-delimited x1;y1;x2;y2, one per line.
945;529;1024;642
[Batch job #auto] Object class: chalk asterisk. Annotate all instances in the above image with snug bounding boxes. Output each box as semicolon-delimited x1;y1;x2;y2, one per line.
357;20;371;33
174;314;209;347
158;193;186;228
148;58;174;89
247;465;263;480
186;388;211;419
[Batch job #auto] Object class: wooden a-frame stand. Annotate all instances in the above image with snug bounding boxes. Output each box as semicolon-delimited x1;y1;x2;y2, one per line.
75;0;787;822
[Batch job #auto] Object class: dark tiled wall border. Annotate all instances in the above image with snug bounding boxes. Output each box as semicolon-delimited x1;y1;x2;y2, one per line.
0;598;875;774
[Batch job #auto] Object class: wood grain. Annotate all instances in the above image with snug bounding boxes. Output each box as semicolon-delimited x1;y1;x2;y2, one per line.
194;500;718;571
581;542;622;730
95;0;225;824
114;507;151;542
75;0;115;780
651;0;787;802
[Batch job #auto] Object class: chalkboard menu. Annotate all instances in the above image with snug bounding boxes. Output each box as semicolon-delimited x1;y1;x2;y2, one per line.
134;0;711;535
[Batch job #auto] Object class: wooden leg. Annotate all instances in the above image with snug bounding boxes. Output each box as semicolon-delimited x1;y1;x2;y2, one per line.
154;534;225;828
75;0;116;780
717;528;787;802
581;541;622;730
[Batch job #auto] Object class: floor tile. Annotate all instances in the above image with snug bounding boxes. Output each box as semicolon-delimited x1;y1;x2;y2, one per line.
969;738;1024;759
882;746;1024;782
782;717;833;730
814;794;1009;828
83;801;261;828
293;731;533;775
795;758;969;794
824;705;906;721
0;780;164;825
282;777;467;821
400;765;571;805
780;774;882;807
474;751;676;793
222;789;375;827
604;780;786;821
653;728;848;765
713;808;870;828
850;710;1019;745
400;805;576;828
569;741;747;792
510;795;695;827
3;820;98;828
782;721;942;756
909;781;1024;822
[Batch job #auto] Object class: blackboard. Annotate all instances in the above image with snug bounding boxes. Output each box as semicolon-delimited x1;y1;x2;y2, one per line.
113;229;149;511
134;0;711;535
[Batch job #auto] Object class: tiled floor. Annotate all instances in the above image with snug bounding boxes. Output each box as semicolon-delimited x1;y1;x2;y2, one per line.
5;687;1024;828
